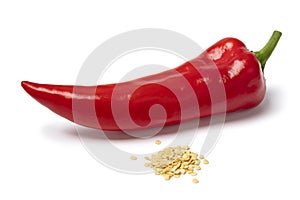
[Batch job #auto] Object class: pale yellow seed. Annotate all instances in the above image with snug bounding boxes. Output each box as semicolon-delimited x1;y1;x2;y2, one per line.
199;155;205;159
144;156;151;161
171;165;179;172
144;163;148;167
164;174;171;181
190;172;197;176
194;159;200;165
191;154;198;160
182;154;189;161
155;140;161;145
183;145;189;150
195;165;201;170
179;169;186;174
174;174;180;178
192;178;199;184
130;155;137;160
156;168;162;173
203;159;209;164
187;170;193;174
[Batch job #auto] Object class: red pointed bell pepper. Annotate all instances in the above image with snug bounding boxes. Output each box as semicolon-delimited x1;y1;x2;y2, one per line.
21;31;282;131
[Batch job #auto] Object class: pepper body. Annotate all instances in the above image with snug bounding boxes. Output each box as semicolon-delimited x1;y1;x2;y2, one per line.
22;31;281;131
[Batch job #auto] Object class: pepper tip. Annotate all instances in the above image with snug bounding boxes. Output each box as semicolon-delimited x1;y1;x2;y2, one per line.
21;81;35;95
21;81;29;90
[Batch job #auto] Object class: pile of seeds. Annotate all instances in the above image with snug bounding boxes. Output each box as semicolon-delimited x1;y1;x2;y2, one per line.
144;145;208;183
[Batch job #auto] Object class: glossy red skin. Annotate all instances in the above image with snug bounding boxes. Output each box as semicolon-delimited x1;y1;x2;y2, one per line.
21;37;265;131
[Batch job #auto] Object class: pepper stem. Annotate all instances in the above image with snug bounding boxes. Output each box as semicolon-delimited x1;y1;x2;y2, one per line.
254;30;282;72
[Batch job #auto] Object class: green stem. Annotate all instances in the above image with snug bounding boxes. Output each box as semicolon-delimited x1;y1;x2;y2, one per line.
254;30;282;72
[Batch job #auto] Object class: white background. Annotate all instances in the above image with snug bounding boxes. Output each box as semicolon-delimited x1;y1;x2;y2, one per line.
1;0;299;199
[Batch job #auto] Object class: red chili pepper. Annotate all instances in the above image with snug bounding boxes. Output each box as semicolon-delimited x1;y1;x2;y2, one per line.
22;31;281;131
